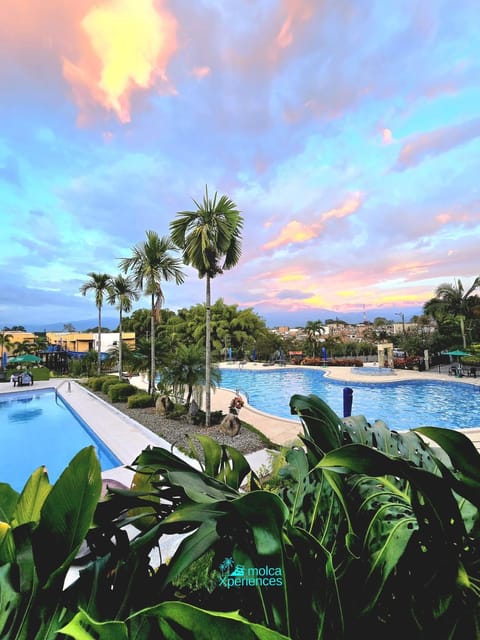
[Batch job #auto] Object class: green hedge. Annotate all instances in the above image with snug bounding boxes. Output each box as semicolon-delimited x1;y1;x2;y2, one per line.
101;377;123;394
127;393;155;408
88;376;114;391
108;383;138;403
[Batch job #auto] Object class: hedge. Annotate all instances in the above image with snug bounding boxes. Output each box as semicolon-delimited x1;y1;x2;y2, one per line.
108;383;138;403
127;393;156;408
101;377;123;394
88;376;114;391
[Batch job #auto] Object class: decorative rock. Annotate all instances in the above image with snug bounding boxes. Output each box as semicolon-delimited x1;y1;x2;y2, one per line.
220;413;241;436
156;395;174;415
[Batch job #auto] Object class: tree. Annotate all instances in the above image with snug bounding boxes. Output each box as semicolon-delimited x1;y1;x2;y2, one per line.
161;343;221;406
0;331;12;370
107;274;140;379
170;186;243;426
119;231;185;394
424;277;480;349
304;320;325;357
79;272;112;375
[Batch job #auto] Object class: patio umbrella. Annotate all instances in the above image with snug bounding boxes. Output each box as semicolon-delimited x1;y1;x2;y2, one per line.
444;349;471;357
8;354;41;364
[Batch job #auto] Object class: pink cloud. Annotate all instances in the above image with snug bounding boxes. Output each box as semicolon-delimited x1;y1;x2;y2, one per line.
63;0;178;124
263;192;363;250
191;66;211;79
394;117;480;170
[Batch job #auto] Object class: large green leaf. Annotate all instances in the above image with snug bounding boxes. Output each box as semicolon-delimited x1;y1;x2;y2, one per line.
0;522;15;564
163;519;220;586
12;466;51;527
289;394;343;451
228;492;289;557
60;608;128;639
61;602;290;639
0;483;19;523
149;601;291;639
33;446;102;588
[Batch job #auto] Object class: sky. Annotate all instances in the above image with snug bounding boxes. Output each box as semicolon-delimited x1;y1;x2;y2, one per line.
1;0;479;330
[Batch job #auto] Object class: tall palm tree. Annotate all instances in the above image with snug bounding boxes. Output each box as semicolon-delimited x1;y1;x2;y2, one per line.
424;277;480;349
119;231;185;394
106;274;140;380
170;186;243;426
0;331;13;370
304;320;325;358
79;272;112;375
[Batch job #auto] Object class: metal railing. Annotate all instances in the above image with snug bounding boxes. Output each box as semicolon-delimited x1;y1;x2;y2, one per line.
55;378;72;402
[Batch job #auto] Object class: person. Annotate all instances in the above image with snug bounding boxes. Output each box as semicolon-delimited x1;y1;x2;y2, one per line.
10;373;17;386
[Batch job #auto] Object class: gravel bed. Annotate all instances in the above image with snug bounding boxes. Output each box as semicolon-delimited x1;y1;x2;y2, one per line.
93;391;269;457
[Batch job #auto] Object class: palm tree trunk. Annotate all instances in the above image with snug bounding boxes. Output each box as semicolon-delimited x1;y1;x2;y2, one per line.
97;306;102;376
205;274;211;427
460;316;467;350
118;308;123;380
150;293;155;395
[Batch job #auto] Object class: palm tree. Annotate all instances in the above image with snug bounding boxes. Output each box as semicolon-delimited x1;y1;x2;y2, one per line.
170;186;243;426
79;272;112;375
0;331;12;370
304;320;325;358
119;231;185;394
162;343;221;407
107;274;140;380
424;277;480;349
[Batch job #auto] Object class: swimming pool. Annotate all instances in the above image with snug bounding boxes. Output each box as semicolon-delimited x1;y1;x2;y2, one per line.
219;367;480;432
0;388;121;491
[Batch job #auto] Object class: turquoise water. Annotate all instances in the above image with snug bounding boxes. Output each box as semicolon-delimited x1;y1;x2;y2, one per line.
0;388;121;491
219;367;480;431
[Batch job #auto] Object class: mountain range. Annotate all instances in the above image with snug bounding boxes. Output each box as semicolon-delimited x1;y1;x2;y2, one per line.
22;305;424;333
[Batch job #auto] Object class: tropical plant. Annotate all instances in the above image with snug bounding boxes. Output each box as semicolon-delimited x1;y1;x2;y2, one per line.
159;343;221;406
0;447;102;639
119;231;185;394
170;186;243;425
304;320;325;357
0;331;12;369
79;272;112;375
83;394;480;639
424;277;480;348
106;274;140;379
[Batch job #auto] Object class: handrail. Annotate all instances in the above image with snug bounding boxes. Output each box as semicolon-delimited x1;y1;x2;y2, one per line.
55;379;72;402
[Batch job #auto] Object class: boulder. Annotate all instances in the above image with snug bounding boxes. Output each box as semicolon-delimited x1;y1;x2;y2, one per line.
220;413;241;436
156;395;174;415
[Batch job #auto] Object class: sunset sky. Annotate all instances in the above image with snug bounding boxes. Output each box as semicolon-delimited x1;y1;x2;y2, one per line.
1;0;479;329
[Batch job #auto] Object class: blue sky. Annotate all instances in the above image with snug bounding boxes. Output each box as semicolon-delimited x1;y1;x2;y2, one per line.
1;0;479;329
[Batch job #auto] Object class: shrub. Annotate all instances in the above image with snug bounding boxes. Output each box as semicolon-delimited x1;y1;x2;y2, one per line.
127;393;155;409
88;376;113;391
191;409;224;426
101;377;123;394
166;402;189;419
108;383;138;403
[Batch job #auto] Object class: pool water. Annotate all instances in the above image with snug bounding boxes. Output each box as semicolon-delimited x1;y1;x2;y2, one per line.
219;368;480;432
0;388;121;491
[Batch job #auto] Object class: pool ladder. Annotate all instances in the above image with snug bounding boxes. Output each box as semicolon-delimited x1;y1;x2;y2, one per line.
55;379;72;402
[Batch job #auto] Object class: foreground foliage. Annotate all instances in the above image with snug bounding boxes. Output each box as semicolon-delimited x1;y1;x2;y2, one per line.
1;395;480;638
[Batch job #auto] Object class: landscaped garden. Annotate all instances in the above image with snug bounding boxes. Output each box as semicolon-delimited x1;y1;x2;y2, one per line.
1;392;480;639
